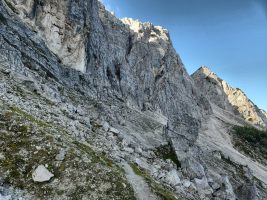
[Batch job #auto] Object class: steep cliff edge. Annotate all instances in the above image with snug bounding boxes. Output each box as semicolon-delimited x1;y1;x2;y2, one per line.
0;0;267;199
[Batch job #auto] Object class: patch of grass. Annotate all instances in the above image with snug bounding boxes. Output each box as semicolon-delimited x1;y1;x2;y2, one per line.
232;126;267;164
130;163;178;200
0;100;136;199
73;141;114;167
233;126;267;145
10;106;49;128
154;143;181;168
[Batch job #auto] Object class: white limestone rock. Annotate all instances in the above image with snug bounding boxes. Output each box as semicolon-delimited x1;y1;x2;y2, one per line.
109;127;120;135
102;121;110;132
222;176;236;200
164;169;181;187
181;158;205;179
194;177;213;199
182;180;191;188
55;149;66;161
32;165;54;182
0;153;5;160
212;151;221;160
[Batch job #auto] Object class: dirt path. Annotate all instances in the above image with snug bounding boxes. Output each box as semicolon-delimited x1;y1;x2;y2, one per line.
122;163;159;200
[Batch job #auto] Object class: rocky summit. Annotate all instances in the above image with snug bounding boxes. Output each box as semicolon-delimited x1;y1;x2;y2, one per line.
192;66;267;128
0;0;266;200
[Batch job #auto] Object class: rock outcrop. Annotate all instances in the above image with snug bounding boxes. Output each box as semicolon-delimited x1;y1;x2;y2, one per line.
0;0;266;199
192;66;267;128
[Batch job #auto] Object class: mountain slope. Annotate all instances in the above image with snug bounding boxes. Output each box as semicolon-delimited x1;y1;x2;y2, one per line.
0;1;267;200
192;66;267;128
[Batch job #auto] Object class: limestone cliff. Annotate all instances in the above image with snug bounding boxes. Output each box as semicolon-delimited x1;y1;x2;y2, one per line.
0;0;267;200
192;66;267;128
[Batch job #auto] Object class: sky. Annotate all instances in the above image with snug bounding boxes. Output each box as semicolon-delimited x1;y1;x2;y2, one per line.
101;0;267;111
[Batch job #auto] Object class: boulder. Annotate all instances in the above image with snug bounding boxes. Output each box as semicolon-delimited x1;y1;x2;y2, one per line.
165;169;181;187
32;165;54;182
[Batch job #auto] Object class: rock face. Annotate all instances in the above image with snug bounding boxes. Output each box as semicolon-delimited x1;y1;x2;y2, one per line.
0;0;267;200
192;66;267;128
32;165;54;182
8;0;89;72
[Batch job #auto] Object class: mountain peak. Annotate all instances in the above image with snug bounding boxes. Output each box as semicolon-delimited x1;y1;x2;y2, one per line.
198;65;212;71
195;66;218;77
192;67;267;128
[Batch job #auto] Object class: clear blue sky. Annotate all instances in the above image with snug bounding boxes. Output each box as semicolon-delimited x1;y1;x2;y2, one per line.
101;0;267;111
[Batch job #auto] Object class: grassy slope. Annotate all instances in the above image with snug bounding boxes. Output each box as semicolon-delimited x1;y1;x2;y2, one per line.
232;126;267;165
0;100;135;199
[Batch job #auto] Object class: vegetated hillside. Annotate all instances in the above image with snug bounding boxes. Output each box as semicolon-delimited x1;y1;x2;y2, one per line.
0;0;267;200
232;126;267;165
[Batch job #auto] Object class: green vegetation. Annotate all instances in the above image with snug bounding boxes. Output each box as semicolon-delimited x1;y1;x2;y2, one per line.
233;126;267;149
9;106;50;127
73;141;114;167
232;126;267;164
154;143;181;168
0;109;58;196
130;163;179;200
0;103;135;199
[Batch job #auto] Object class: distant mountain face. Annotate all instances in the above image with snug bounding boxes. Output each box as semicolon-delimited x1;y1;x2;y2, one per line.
192;66;267;128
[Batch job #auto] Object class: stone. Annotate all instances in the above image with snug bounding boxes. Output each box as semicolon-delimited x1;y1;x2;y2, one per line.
109;127;120;135
209;181;221;191
124;147;134;154
213;151;221;160
32;165;54;182
194;177;213;199
222;176;236;200
102;121;110;132
165;169;181;187
1;68;11;75
55;149;66;161
35;146;41;151
181;158;205;179
0;153;5;160
134;147;142;154
183;180;191;188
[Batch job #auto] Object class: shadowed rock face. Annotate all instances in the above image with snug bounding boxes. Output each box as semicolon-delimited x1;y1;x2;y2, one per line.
1;1;267;200
192;66;267;128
